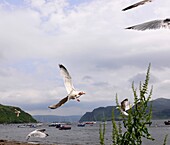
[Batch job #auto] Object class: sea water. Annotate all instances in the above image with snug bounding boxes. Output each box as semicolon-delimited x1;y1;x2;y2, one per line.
0;120;170;145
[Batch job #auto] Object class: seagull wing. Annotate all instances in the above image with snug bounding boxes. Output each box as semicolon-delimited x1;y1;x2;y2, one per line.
126;20;162;31
122;0;152;11
59;64;74;93
26;129;48;140
121;110;129;116
48;96;69;109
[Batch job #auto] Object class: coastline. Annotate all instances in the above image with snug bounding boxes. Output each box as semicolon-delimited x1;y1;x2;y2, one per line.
0;139;51;145
0;139;78;145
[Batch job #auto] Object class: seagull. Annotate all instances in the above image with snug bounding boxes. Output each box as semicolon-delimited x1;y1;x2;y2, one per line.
125;18;170;31
14;109;21;117
26;129;48;140
120;98;130;116
122;0;153;11
48;64;85;109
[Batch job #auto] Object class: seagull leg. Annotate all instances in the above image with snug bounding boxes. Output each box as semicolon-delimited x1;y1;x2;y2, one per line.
77;98;80;102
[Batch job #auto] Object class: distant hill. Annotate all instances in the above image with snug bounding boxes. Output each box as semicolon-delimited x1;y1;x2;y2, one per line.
79;98;170;122
151;98;170;119
0;104;37;123
79;106;120;122
33;115;81;123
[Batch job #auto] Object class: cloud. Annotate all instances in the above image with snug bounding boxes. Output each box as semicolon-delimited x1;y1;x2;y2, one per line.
0;0;170;115
128;72;159;85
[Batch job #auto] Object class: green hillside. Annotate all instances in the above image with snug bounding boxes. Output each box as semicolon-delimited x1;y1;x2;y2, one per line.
79;98;170;122
151;98;170;119
0;104;37;123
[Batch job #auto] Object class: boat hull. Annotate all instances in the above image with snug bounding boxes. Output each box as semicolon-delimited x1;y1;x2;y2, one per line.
164;121;170;125
59;125;71;130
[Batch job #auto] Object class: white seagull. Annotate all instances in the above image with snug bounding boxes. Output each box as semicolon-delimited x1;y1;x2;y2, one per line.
14;109;21;117
122;0;153;11
48;64;85;109
120;98;130;116
26;129;48;140
126;18;170;31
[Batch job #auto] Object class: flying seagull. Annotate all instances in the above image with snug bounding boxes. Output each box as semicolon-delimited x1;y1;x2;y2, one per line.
26;129;48;140
126;18;170;31
48;64;85;109
120;98;130;116
14;109;21;117
122;0;153;11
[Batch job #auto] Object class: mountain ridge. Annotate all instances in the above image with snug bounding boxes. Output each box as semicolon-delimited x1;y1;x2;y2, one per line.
79;98;170;122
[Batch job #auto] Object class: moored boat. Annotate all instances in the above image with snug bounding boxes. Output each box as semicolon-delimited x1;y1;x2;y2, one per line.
77;123;86;127
17;124;36;128
49;122;66;128
164;120;170;125
84;121;96;125
59;125;71;130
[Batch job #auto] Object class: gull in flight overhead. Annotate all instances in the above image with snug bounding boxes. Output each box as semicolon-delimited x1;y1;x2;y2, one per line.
122;0;153;11
48;64;85;109
14;109;21;117
120;98;130;116
126;18;170;31
26;129;48;140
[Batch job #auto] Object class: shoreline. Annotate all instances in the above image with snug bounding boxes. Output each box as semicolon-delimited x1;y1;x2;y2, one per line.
0;139;50;145
0;139;79;145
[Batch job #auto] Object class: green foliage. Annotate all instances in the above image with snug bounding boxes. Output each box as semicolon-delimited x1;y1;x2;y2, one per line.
114;63;154;145
112;108;122;145
163;134;168;145
0;104;37;123
99;64;168;145
99;122;106;145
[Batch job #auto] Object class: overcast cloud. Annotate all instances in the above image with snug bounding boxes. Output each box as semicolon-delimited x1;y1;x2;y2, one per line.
0;0;170;116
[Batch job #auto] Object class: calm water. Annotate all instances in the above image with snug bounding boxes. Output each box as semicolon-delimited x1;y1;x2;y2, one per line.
0;120;170;145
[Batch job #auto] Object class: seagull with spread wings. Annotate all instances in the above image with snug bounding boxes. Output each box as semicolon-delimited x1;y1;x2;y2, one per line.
120;98;130;116
122;0;153;11
125;18;170;31
48;64;85;109
14;109;21;117
26;129;48;140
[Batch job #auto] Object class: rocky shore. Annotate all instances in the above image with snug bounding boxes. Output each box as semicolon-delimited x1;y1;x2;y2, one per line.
0;139;49;145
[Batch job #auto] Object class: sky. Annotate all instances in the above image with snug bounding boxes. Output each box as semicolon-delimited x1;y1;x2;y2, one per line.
0;0;170;116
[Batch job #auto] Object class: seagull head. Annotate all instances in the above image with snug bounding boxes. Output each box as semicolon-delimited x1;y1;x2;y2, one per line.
78;91;86;96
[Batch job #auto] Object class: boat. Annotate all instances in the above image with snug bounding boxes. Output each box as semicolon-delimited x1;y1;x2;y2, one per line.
84;121;96;125
17;124;27;128
77;123;86;127
17;124;36;128
56;123;67;128
164;120;170;125
49;123;59;127
49;122;65;128
59;125;71;130
36;123;43;127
